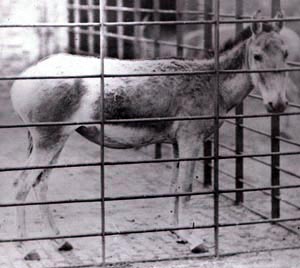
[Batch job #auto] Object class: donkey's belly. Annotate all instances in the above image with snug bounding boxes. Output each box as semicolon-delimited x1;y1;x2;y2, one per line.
105;124;174;148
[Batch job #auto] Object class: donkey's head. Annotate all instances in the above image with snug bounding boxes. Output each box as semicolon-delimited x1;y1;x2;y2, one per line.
247;11;288;113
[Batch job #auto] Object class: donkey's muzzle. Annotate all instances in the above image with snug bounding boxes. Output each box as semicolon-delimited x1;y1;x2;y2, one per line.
265;101;288;113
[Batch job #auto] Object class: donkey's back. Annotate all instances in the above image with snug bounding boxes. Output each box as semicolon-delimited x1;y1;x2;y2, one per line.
11;54;184;127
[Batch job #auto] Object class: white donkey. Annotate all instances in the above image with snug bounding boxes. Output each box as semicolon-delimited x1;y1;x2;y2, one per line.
11;11;288;259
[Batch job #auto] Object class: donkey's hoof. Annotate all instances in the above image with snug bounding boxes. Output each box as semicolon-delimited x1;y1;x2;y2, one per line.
58;241;73;251
176;238;188;245
24;250;41;261
190;244;209;254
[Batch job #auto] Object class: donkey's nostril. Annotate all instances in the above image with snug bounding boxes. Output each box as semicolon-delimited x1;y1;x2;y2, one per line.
268;102;273;109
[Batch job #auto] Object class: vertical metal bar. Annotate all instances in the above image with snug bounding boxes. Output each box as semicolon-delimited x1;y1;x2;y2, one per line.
271;116;280;218
153;0;162;159
99;0;106;264
153;0;160;59
133;0;141;58
203;140;212;187
203;0;213;187
213;0;220;258
176;0;184;58
74;0;80;53
272;0;281;16
68;0;76;53
271;0;281;219
234;0;244;205
204;0;213;52
88;0;94;54
117;0;124;59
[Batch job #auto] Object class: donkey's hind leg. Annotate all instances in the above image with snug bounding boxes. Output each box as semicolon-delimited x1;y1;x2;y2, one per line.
15;130;71;259
32;145;73;251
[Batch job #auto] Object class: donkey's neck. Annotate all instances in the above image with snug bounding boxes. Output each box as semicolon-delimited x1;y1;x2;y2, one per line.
218;41;254;112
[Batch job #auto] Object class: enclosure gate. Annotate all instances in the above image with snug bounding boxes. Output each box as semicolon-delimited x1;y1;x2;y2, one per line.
1;0;300;266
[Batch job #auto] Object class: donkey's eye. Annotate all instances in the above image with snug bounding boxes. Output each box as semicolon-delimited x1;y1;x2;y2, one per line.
254;54;263;61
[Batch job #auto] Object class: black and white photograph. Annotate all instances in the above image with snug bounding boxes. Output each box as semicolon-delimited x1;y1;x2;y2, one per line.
0;0;299;267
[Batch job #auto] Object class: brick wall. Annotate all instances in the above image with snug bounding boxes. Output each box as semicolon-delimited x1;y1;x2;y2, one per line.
0;0;68;71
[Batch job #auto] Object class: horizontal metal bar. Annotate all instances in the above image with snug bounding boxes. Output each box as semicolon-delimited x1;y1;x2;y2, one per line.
0;189;214;208
1;110;300;130
1;150;300;172
1;67;300;82
219;184;300;194
225;120;300;147
221;191;300;235
0;19;215;28
3;169;300;208
221;143;300;181
0;17;299;28
1;216;299;243
0;71;216;81
217;162;300;211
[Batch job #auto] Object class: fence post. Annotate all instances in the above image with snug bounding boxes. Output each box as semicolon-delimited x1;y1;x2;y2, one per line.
117;0;124;59
153;0;162;159
203;0;213;187
235;0;244;204
68;0;76;53
271;0;281;219
176;0;184;58
88;0;95;54
133;0;141;58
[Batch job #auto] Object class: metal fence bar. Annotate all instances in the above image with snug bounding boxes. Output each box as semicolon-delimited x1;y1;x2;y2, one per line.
203;0;213;188
1;111;300;131
88;0;95;54
2;16;300;28
153;0;162;159
271;111;281;219
0;190;215;208
221;189;300;236
235;0;244;205
226;120;300;148
133;0;141;58
117;0;124;59
3;66;300;81
213;0;221;257
2;150;300;174
270;0;282;221
1;178;300;207
217;162;300;211
1;216;299;244
99;0;106;264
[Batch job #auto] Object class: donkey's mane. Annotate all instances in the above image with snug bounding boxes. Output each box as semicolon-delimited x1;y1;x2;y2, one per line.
220;23;274;54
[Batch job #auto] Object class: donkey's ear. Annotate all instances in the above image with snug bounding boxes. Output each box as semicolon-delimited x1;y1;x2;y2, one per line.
251;10;263;35
273;10;284;32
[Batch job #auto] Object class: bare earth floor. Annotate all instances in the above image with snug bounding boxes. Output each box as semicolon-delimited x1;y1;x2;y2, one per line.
0;58;300;267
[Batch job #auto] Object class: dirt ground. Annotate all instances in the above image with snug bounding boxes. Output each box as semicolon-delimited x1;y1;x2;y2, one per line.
0;56;300;268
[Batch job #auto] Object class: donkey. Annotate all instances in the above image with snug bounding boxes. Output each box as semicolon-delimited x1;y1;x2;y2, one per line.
11;11;288;259
140;21;300;138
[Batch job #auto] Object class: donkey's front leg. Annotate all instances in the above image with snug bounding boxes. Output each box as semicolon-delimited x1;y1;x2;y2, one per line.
175;137;208;253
